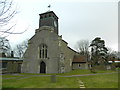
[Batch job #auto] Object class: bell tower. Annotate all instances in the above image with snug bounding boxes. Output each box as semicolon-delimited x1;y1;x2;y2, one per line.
39;11;59;34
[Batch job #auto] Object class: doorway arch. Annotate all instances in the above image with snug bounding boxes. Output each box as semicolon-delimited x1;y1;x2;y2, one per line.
40;61;46;73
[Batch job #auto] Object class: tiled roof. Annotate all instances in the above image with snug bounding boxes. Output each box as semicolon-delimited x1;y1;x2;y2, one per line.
0;57;23;61
67;47;79;54
108;60;120;61
73;55;87;63
39;11;59;19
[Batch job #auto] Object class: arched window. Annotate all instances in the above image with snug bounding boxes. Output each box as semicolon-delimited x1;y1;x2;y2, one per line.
39;44;48;59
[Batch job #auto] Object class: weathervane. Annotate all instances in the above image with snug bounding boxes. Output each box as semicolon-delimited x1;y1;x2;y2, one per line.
48;4;51;11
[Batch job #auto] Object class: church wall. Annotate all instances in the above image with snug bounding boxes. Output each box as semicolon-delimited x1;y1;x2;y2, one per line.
72;63;88;70
22;28;60;73
22;35;41;73
59;40;76;73
65;47;77;72
58;40;67;73
22;11;86;74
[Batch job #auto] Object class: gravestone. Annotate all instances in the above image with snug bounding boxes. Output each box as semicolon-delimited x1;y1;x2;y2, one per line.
51;75;56;83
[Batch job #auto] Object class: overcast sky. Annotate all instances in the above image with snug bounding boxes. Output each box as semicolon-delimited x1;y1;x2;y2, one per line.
2;0;118;51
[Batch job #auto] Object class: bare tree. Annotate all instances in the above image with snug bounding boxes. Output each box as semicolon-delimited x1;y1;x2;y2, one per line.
14;40;28;58
0;0;17;33
0;0;28;36
76;40;89;55
107;47;118;62
75;40;90;61
0;0;17;25
0;37;11;57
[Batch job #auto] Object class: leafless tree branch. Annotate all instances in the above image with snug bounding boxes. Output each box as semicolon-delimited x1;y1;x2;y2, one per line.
14;40;28;57
76;40;89;55
0;0;17;26
0;0;28;35
0;26;28;34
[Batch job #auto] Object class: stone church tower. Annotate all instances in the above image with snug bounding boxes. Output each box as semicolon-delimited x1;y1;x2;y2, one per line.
22;11;78;73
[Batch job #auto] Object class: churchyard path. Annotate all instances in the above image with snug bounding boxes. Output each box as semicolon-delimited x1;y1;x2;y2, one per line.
2;72;117;79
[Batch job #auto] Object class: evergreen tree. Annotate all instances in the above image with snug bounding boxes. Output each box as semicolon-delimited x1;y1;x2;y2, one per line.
90;37;108;66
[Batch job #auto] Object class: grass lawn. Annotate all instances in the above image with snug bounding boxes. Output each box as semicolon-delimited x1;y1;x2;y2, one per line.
78;73;118;88
56;69;117;76
2;70;118;88
2;76;79;88
0;75;2;89
18;69;116;76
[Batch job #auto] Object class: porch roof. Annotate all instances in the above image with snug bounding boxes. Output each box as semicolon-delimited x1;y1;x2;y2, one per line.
72;55;87;63
0;57;23;61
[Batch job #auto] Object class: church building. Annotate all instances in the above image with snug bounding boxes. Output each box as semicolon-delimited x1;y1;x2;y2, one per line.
22;11;86;73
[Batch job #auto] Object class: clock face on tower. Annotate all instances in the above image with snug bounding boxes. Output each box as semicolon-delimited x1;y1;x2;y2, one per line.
54;20;57;27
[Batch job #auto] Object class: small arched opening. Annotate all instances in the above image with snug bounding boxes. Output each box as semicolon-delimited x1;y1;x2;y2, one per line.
40;61;46;73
